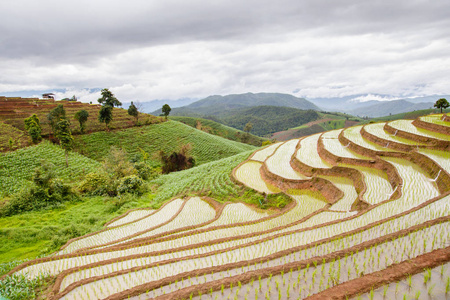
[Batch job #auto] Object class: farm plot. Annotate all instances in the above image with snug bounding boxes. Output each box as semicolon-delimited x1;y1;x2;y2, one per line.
250;142;283;162
106;209;156;228
364;122;427;146
265;139;310;180
321;129;370;160
388;119;450;141
295;133;332;169
420;114;450;127
234;161;281;194
418;148;450;174
343;125;393;152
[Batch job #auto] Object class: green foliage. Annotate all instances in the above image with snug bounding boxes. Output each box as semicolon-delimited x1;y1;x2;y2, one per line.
98;89;122;130
55;119;74;167
73;121;255;167
134;162;154;180
151;151;252;204
117;175;144;195
434;98;449;113
170;117;265;146
47;104;66;133
0;162;79;217
78;172;110;195
24;114;42;144
97;88;122;107
74;110;89;133
98;105;113;129
162;104;171;119
0;272;49;300
128;101;138;124
261;140;273;146
0;141;100;198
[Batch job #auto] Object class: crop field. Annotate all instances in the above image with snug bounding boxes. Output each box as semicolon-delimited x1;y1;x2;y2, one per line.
2;114;450;300
0;140;100;197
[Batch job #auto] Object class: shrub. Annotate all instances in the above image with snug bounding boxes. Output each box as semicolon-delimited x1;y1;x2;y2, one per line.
134;162;153;180
78;172;110;195
117;175;144;195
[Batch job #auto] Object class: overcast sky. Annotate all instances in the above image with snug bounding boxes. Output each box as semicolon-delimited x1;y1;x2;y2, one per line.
1;0;449;103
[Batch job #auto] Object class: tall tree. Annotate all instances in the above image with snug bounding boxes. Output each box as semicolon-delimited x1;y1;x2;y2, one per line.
97;88;122;130
24;114;42;143
74;110;89;133
55;119;74;167
162;104;171;119
47;104;66;134
434;98;449;113
128;101;139;125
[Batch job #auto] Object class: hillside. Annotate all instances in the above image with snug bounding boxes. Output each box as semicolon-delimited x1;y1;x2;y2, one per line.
349;99;434;117
72;120;256;166
151;92;320;116
0;97;163;140
2;113;449;299
170;116;265;146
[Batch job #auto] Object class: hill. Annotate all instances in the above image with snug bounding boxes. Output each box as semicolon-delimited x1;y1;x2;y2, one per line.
0;96;163;139
170;116;265;146
349;99;434;117
151;92;320;116
72;120;256;166
217;105;321;136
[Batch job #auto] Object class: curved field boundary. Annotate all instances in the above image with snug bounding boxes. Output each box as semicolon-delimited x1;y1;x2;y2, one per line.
413;117;450;135
51;192;450;300
260;162;343;204
233;160;281;194
308;246;450;300
4;199;298;277
361;124;418;152
83;197;220;251
106;201;450;300
443;114;450;122
58;197;186;253
104;207;157;228
384;122;450;150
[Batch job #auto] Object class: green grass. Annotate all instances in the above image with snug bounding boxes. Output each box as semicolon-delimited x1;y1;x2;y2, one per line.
0;122;30;152
170;116;265;146
150;151;254;204
0;141;100;197
0;194;153;264
73;120;256;166
319;119;346;131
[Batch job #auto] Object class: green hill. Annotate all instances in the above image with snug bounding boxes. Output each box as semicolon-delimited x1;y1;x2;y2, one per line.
218;106;321;136
170;116;266;146
152;92;320;116
73;120;256;166
0;141;100;197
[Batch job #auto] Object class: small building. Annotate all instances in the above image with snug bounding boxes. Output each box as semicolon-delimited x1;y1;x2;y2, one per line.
42;93;55;99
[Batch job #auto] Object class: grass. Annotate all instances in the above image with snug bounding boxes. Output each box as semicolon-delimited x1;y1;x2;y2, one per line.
369;108;450;122
73;120;256;166
0;195;153;264
0;141;100;197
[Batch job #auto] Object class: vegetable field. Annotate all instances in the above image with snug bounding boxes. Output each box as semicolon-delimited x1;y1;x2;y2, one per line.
2;114;450;299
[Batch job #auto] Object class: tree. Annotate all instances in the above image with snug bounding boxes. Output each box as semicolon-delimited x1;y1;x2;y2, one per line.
24;114;42;143
97;88;121;130
162;104;171;119
434;98;449;113
74;110;89;133
55;119;74;167
158;144;195;174
47;104;66;134
242;122;253;143
128;101;139;125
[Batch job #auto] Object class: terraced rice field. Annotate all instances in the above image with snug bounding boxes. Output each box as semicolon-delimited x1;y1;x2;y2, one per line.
3;114;450;300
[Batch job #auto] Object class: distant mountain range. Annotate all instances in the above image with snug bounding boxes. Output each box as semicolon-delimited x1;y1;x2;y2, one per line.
122;98;197;113
151;92;320;116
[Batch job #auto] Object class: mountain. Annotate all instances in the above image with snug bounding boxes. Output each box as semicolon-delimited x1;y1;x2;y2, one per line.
308;94;449;114
151;92;320;116
216;105;320;136
348;100;434;118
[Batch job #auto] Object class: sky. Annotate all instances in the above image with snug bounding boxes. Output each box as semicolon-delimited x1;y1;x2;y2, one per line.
1;0;449;103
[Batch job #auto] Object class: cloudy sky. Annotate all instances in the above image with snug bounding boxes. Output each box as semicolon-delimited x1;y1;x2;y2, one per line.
1;0;449;103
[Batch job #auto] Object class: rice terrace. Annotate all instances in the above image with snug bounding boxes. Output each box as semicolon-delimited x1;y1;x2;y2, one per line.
1;95;450;300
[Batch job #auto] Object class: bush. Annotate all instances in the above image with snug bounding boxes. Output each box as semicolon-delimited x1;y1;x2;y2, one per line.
78;172;110;195
117;175;144;195
134;162;153;180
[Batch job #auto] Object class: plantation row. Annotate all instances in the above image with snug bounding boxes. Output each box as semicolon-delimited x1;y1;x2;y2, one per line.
2;114;450;299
